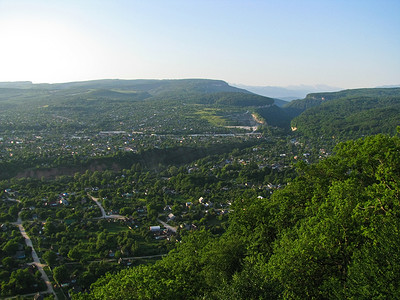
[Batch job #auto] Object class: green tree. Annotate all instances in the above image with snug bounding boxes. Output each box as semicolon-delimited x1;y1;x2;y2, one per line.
53;265;69;284
68;246;82;261
42;250;57;267
2;240;19;255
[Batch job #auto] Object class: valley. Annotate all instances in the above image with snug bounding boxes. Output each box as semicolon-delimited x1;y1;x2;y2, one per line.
0;79;400;299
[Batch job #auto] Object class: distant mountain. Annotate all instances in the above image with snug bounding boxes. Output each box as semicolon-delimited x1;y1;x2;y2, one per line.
273;98;291;107
0;79;275;135
375;84;400;88
0;81;34;89
0;78;269;106
232;84;341;100
45;79;251;96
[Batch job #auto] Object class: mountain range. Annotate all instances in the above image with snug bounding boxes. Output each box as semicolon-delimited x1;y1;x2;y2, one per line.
233;83;341;101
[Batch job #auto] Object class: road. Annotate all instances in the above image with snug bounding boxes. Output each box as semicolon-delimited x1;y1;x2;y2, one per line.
157;219;178;233
13;213;58;299
88;194;126;220
89;194;107;217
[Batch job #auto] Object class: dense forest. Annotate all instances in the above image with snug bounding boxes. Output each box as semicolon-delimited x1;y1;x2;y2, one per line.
284;87;400;115
291;94;400;140
1;79;400;299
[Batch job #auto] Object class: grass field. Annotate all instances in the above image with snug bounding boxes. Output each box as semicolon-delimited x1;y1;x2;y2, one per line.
194;108;229;127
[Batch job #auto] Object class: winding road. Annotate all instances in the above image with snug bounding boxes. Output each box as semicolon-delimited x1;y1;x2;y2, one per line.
13;212;57;299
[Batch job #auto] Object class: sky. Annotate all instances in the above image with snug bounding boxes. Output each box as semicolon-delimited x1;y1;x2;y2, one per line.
0;0;399;89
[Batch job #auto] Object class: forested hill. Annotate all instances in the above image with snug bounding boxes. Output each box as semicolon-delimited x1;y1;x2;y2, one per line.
248;87;400;134
284;87;400;117
0;79;274;108
44;79;251;95
0;79;247;93
289;87;400;141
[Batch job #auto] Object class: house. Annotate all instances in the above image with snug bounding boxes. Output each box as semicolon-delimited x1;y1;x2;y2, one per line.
168;213;175;221
59;198;69;205
149;226;161;232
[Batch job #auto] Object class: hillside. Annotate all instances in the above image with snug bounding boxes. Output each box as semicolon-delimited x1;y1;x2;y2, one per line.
0;79;273;135
37;79;251;95
290;89;400;140
0;79;273;108
284;87;400;117
255;105;292;128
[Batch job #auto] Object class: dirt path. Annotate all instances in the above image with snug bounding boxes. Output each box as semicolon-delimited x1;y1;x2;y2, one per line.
13;213;58;299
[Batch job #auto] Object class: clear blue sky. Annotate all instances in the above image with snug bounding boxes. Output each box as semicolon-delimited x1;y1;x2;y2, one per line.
0;0;399;88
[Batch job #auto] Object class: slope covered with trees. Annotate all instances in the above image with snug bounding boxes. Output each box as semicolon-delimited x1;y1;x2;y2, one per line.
291;94;400;140
75;132;400;299
255;105;292;128
284;87;400;117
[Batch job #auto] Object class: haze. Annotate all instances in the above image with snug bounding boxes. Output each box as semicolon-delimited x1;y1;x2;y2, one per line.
0;0;399;89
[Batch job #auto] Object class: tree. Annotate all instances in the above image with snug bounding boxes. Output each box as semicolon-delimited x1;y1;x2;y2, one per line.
68;246;82;261
3;268;38;296
53;265;69;284
2;257;16;270
43;219;57;236
2;240;18;255
42;250;57;267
